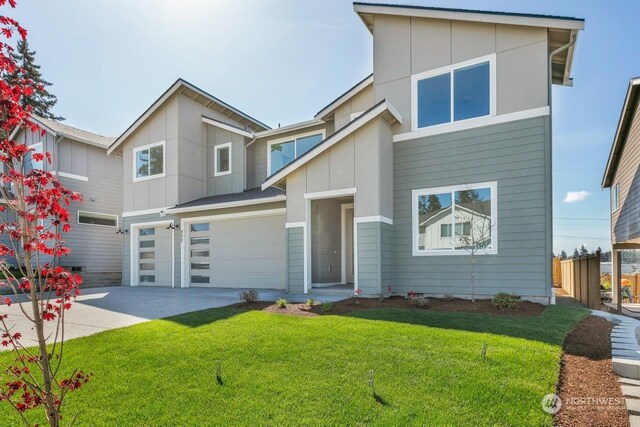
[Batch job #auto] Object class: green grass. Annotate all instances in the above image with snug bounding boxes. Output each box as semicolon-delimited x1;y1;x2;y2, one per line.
0;305;587;426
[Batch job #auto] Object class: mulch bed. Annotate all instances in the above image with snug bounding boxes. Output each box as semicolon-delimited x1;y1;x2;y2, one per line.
234;296;545;317
555;315;629;427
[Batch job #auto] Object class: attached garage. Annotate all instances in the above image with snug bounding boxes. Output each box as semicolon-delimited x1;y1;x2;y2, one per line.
182;212;286;289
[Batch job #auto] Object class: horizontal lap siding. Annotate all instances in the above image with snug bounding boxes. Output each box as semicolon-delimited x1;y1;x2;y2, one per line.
357;222;381;295
613;101;640;244
392;116;551;298
381;222;393;294
287;227;304;293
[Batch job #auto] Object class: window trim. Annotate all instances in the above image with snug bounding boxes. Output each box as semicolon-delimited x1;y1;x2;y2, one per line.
267;130;326;176
411;54;497;132
412;181;498;256
77;210;119;228
213;142;232;177
132;140;166;182
612;183;620;213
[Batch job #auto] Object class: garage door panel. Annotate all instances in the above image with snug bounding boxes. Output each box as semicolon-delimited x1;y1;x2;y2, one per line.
188;214;285;289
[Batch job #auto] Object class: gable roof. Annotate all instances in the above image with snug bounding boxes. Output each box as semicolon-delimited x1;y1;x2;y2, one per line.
262;99;402;190
602;77;640;188
14;116;115;149
314;74;373;120
108;78;270;155
353;2;584;86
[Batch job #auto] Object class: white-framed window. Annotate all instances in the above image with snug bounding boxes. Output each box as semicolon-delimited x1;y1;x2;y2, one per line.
25;142;44;172
612;183;620;212
267;130;325;175
77;211;118;227
412;181;497;256
411;54;496;131
133;141;165;182
214;142;232;177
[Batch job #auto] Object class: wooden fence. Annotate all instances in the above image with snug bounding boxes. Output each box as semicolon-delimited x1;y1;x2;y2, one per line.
552;258;562;286
560;252;601;309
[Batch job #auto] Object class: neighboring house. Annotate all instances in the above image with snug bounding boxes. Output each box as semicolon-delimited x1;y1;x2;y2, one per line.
109;3;584;303
5;116;122;286
602;77;640;307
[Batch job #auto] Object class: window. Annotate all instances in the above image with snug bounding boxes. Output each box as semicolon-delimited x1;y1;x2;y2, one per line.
413;182;497;256
191;275;209;284
612;184;620;212
191;237;209;245
133;141;164;181
191;223;209;232
140;240;155;248
139;275;155;283
413;55;495;130
214;143;232;176
139;227;155;236
140;252;155;260
268;131;325;174
77;211;118;227
25;142;44;172
191;249;209;258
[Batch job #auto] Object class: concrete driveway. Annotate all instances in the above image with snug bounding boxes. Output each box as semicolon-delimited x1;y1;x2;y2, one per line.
1;286;348;349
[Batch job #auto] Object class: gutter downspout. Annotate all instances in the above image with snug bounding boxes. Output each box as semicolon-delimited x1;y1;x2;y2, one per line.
547;32;577;305
243;134;257;191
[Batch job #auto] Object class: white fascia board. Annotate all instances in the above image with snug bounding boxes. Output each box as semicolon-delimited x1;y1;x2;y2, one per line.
164;195;286;214
262;100;402;190
122;206;170;218
314;75;374;120
254;119;325;138
353;4;585;30
202;116;253;138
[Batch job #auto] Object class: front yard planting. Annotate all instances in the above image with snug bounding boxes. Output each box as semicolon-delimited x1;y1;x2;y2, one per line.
0;303;587;426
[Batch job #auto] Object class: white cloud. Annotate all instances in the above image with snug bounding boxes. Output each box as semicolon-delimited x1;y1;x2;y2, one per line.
563;191;591;203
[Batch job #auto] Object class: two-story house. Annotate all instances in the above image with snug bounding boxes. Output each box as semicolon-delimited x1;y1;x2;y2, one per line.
108;3;583;303
603;77;640;310
6;116;123;286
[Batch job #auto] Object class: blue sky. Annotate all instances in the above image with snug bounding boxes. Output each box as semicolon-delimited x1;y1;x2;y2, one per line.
8;0;640;254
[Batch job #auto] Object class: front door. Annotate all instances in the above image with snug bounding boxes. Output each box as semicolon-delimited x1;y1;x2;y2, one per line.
345;207;354;284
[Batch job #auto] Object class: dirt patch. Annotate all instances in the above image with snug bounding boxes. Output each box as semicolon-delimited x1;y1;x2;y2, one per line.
233;296;545;318
555;315;629;427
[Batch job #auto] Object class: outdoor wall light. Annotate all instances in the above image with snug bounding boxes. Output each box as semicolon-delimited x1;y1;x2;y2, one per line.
166;223;180;230
115;228;128;235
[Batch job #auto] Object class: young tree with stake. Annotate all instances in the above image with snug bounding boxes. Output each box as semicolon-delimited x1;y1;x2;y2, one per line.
0;1;90;425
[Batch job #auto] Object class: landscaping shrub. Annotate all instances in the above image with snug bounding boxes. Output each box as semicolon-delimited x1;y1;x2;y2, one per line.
238;289;259;304
412;297;429;308
306;298;315;306
321;301;333;312
492;292;521;310
276;298;287;309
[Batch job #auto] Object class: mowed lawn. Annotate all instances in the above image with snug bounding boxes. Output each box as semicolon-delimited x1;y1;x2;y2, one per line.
0;304;587;426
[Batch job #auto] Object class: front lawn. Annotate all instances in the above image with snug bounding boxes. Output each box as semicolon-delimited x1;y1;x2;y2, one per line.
0;304;587;426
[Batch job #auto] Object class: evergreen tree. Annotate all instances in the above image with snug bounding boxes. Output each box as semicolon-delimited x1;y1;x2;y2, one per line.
573;248;580;258
418;194;443;214
456;189;481;204
579;245;588;256
9;40;63;120
560;250;567;260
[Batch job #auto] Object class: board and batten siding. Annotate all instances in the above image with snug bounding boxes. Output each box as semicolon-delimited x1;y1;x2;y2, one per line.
612;100;640;244
287;227;304;293
392;116;552;299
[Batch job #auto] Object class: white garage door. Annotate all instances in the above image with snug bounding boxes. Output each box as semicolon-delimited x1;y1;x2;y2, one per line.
137;225;172;286
187;214;286;288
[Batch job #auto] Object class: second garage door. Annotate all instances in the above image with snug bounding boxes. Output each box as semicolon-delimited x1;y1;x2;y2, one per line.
187;214;286;288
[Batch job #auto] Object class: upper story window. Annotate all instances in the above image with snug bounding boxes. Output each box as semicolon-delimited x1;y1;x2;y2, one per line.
612;183;620;212
133;141;165;182
25;142;43;172
268;131;325;175
412;181;497;256
214;142;231;177
412;54;496;131
78;211;118;227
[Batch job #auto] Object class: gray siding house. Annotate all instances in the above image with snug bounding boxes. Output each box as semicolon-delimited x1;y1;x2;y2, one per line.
109;3;584;303
603;77;640;309
6;117;123;285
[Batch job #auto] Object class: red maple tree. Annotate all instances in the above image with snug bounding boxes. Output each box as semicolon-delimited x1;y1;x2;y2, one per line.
0;1;91;425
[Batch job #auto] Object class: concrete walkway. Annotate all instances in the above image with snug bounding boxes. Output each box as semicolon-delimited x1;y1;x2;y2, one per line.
592;310;640;426
0;286;349;349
